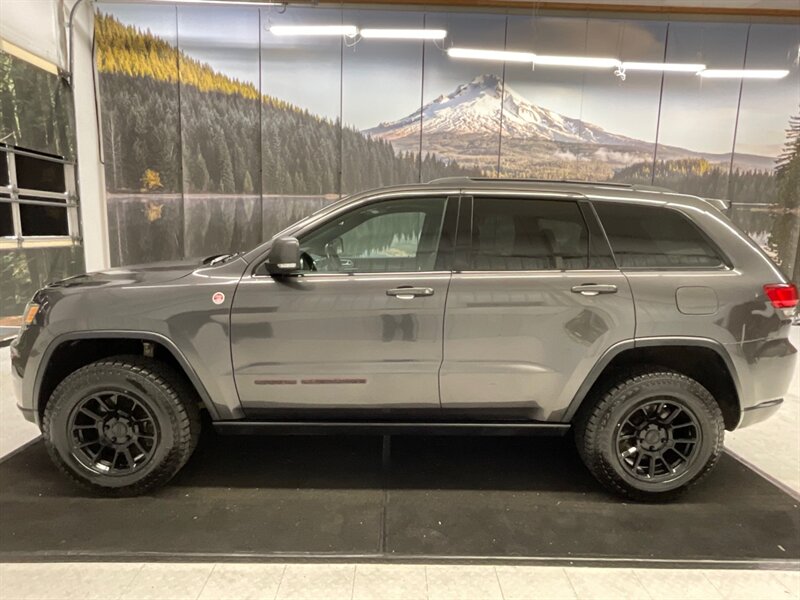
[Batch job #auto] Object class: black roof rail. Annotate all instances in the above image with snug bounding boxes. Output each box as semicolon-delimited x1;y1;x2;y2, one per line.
427;176;634;189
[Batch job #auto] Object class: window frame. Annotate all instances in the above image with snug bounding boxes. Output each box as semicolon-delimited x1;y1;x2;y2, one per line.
0;145;80;250
592;201;732;272
458;193;602;273
252;193;459;277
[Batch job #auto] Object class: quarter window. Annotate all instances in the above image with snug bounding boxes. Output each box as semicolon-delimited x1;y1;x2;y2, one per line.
469;198;589;271
594;203;724;269
297;197;447;273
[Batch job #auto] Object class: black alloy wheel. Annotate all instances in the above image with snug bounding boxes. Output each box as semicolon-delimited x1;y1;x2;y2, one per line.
68;391;160;476
615;399;701;482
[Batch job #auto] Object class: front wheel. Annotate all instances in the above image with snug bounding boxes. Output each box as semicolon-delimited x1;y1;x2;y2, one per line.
42;356;201;496
575;370;724;502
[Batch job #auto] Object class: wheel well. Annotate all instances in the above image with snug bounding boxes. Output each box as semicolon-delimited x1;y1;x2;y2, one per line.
579;345;740;430
37;337;201;421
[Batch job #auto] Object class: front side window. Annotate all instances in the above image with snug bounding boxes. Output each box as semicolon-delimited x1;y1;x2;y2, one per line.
469;198;589;271
594;203;725;269
296;197;447;273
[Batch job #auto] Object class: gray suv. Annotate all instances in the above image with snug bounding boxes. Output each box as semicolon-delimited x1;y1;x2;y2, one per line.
10;178;798;500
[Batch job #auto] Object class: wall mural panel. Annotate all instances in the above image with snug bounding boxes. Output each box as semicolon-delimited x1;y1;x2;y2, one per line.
97;4;184;265
342;8;425;193
260;6;342;239
418;11;507;180
652;22;750;203
178;5;262;258
730;24;800;274
95;3;800;282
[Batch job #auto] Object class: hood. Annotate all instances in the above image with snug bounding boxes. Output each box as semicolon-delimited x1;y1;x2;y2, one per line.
47;258;204;290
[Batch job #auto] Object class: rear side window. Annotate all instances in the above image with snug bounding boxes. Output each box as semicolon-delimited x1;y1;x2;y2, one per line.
594;203;724;269
470;198;588;271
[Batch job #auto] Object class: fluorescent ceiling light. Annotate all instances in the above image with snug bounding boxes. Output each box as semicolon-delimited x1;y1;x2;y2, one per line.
361;28;446;40
622;61;706;73
447;47;535;63
698;69;790;79
533;55;620;68
269;25;357;37
169;0;284;5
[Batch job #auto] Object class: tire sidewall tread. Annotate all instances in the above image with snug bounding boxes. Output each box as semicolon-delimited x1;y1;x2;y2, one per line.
575;369;724;502
42;355;201;497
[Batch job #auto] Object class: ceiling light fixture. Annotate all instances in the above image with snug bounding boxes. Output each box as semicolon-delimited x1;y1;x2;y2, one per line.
446;47;536;63
533;55;620;69
698;69;790;79
621;61;706;72
361;28;447;40
269;25;357;37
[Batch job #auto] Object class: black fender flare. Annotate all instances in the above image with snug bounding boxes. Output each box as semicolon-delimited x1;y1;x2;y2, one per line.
562;336;742;423
34;330;221;422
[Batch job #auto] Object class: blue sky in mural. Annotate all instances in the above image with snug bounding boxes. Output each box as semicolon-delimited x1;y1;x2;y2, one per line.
99;3;798;159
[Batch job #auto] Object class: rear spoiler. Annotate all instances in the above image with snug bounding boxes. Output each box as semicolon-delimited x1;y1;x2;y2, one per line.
702;197;731;212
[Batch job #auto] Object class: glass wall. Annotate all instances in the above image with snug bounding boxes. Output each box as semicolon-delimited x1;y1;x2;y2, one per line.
94;3;800;282
0;51;83;322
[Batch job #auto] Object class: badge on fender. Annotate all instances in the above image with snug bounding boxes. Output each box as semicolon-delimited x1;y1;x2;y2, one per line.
212;292;225;305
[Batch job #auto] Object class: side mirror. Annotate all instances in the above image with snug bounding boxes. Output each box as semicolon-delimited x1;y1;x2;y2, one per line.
265;237;300;275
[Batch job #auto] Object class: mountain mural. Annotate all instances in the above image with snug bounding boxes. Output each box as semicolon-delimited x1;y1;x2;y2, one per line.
364;73;773;178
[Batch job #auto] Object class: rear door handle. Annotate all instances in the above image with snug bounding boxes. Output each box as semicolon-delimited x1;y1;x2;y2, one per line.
386;287;435;300
571;284;618;296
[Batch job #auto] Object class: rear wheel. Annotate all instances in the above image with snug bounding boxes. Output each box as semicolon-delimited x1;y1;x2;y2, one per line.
575;370;724;501
42;356;200;496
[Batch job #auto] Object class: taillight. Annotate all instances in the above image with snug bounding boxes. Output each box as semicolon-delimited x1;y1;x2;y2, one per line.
763;283;799;309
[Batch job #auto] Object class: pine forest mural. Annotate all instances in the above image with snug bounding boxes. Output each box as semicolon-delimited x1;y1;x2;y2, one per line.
94;6;799;282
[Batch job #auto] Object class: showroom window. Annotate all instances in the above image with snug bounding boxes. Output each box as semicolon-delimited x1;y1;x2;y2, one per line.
297;197;447;273
469;198;589;271
0;145;79;249
594;203;726;269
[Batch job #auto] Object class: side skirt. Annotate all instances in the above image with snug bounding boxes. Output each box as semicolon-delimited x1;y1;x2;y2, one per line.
213;421;571;437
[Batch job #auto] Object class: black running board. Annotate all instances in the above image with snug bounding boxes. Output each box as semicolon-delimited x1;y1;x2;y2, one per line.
213;421;571;436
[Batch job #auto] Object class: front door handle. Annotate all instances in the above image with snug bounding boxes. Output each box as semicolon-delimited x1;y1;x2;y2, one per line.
386;287;435;300
571;283;618;296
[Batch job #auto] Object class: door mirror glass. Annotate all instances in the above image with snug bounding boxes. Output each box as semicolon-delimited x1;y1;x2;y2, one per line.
265;237;301;275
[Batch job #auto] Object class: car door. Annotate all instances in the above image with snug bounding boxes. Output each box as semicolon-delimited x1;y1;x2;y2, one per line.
230;194;457;414
440;194;635;421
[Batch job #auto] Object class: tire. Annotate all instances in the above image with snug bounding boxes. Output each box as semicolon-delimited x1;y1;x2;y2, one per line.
42;355;201;496
575;369;724;502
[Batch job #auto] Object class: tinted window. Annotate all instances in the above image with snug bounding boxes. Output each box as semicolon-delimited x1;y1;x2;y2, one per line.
15;154;65;193
297;197;446;273
0;201;12;236
470;198;588;271
19;203;69;236
0;154;8;187
595;203;724;269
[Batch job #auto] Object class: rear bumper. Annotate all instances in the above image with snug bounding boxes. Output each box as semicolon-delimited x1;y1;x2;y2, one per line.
738;398;784;428
729;335;797;429
17;405;36;424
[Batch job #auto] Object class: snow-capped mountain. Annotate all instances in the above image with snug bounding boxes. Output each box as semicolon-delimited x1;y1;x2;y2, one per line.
364;73;644;148
362;73;772;175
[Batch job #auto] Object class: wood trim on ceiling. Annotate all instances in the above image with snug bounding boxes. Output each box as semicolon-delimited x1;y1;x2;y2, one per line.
321;1;800;18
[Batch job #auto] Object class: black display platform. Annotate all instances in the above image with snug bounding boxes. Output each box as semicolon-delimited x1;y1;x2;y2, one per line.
1;432;798;566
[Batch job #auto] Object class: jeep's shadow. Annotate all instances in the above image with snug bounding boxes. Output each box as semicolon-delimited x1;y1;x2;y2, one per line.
173;429;597;495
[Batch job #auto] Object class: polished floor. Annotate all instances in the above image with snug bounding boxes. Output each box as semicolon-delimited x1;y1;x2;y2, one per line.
1;328;798;599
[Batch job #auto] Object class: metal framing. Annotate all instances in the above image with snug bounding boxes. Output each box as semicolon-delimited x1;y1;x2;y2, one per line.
0;146;80;250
